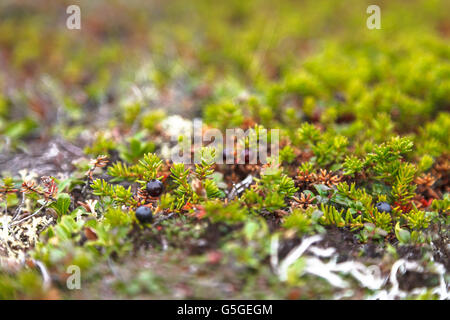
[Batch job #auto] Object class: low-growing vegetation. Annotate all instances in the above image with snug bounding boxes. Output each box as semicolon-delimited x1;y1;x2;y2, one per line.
0;0;448;299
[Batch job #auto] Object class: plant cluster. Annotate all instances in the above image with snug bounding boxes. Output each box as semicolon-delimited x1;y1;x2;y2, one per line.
0;0;448;300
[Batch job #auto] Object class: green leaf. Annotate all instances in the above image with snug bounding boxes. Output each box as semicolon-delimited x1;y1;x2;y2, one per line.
314;184;331;196
395;222;411;244
50;193;71;216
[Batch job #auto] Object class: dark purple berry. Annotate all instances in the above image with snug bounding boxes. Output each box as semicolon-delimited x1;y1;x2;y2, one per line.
222;148;235;163
146;179;164;197
242;149;250;163
135;206;153;224
238;148;253;164
375;202;391;213
239;148;259;164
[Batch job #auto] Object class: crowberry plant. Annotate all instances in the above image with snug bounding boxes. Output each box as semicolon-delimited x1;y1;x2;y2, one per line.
135;206;153;224
0;0;448;300
146;179;164;197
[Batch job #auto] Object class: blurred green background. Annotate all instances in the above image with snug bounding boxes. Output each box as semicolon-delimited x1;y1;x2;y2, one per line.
0;0;448;147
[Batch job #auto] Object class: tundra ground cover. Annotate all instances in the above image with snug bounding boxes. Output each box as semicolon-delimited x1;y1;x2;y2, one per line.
0;0;448;299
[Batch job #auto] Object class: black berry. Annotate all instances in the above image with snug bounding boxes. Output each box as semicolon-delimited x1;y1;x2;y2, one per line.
239;148;254;164
240;148;259;164
135;206;153;224
222;148;235;163
242;149;250;163
375;202;392;213
146;179;164;197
